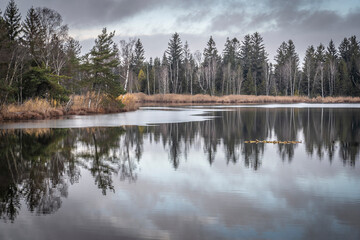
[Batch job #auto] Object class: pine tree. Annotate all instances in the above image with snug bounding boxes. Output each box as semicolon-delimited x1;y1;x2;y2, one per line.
203;36;218;95
222;37;240;94
223;37;239;66
244;70;255;95
166;32;183;93
89;28;122;98
326;40;337;96
4;0;21;41
0;9;10;104
203;36;218;60
303;45;316;97
286;40;299;96
250;32;267;95
348;36;360;94
23;6;44;64
339;38;350;63
133;38;145;75
63;37;81;91
314;44;325;97
240;34;252;78
274;41;287;95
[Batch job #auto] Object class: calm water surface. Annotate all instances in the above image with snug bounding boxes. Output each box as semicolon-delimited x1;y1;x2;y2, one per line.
0;105;360;240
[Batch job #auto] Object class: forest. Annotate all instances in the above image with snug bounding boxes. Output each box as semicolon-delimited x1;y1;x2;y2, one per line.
1;0;360;108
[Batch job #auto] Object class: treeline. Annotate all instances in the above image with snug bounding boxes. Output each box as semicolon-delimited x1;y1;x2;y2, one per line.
1;0;360;107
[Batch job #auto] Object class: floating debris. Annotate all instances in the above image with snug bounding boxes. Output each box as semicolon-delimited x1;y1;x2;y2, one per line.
244;139;302;144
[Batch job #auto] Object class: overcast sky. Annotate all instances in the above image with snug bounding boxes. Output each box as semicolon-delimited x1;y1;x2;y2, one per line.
1;0;360;63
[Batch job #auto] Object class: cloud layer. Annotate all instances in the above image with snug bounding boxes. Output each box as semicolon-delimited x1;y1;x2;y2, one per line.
1;0;359;61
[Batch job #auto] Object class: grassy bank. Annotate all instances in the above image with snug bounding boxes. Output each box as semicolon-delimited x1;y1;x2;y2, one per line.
0;94;138;122
131;93;360;104
1;93;359;122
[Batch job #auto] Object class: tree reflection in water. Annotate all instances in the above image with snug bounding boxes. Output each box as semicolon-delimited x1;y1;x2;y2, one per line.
0;107;359;222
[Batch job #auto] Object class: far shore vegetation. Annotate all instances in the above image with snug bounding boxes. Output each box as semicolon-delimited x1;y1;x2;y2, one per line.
1;0;360;121
2;93;360;122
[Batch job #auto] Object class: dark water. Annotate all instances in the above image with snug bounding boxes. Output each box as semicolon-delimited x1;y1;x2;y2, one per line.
1;106;360;240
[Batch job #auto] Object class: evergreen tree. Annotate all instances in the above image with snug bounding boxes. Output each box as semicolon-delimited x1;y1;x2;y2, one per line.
63;37;81;92
203;36;218;95
285;40;299;96
302;45;316;97
314;44;325;97
166;32;183;93
244;70;255;95
240;35;252;77
133;38;145;75
339;37;350;62
222;37;240;94
0;9;11;104
23;6;44;63
204;36;218;60
326;40;337;96
89;28;122;98
223;37;239;66
4;0;21;41
274;42;287;95
348;36;360;94
250;32;267;95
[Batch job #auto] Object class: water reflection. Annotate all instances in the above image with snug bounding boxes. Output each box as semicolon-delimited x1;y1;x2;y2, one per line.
0;107;359;239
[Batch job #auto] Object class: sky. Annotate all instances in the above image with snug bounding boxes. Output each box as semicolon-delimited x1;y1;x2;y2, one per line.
1;0;360;63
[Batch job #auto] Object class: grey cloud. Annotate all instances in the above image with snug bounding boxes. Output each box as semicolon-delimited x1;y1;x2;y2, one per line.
206;0;359;62
210;11;246;31
47;0;168;27
176;8;212;26
6;0;358;64
2;0;219;28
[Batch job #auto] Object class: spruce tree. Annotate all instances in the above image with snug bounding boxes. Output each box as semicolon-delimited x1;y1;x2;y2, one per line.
223;37;239;66
240;34;252;77
133;38;145;75
348;36;360;94
23;6;43;63
250;32;267;95
4;0;21;41
203;36;218;61
303;45;316;97
89;28;122;98
326;40;337;96
314;44;325;97
203;36;218;95
166;32;183;93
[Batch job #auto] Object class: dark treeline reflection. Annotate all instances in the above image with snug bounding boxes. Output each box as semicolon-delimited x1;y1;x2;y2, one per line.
1;108;360;222
0;127;140;222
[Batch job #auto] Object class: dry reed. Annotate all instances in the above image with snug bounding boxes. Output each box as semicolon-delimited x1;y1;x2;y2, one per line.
0;92;138;122
130;93;360;104
116;94;138;111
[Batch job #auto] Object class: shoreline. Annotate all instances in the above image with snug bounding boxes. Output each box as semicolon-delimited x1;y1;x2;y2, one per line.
1;93;360;123
131;93;360;104
0;107;129;123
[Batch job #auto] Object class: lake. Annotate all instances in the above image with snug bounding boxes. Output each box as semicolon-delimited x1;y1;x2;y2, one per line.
1;105;360;240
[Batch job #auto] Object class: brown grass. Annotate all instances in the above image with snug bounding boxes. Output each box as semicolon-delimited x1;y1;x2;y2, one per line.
0;92;138;122
6;98;55;113
130;93;360;104
116;94;139;111
1;93;359;122
1;98;64;121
